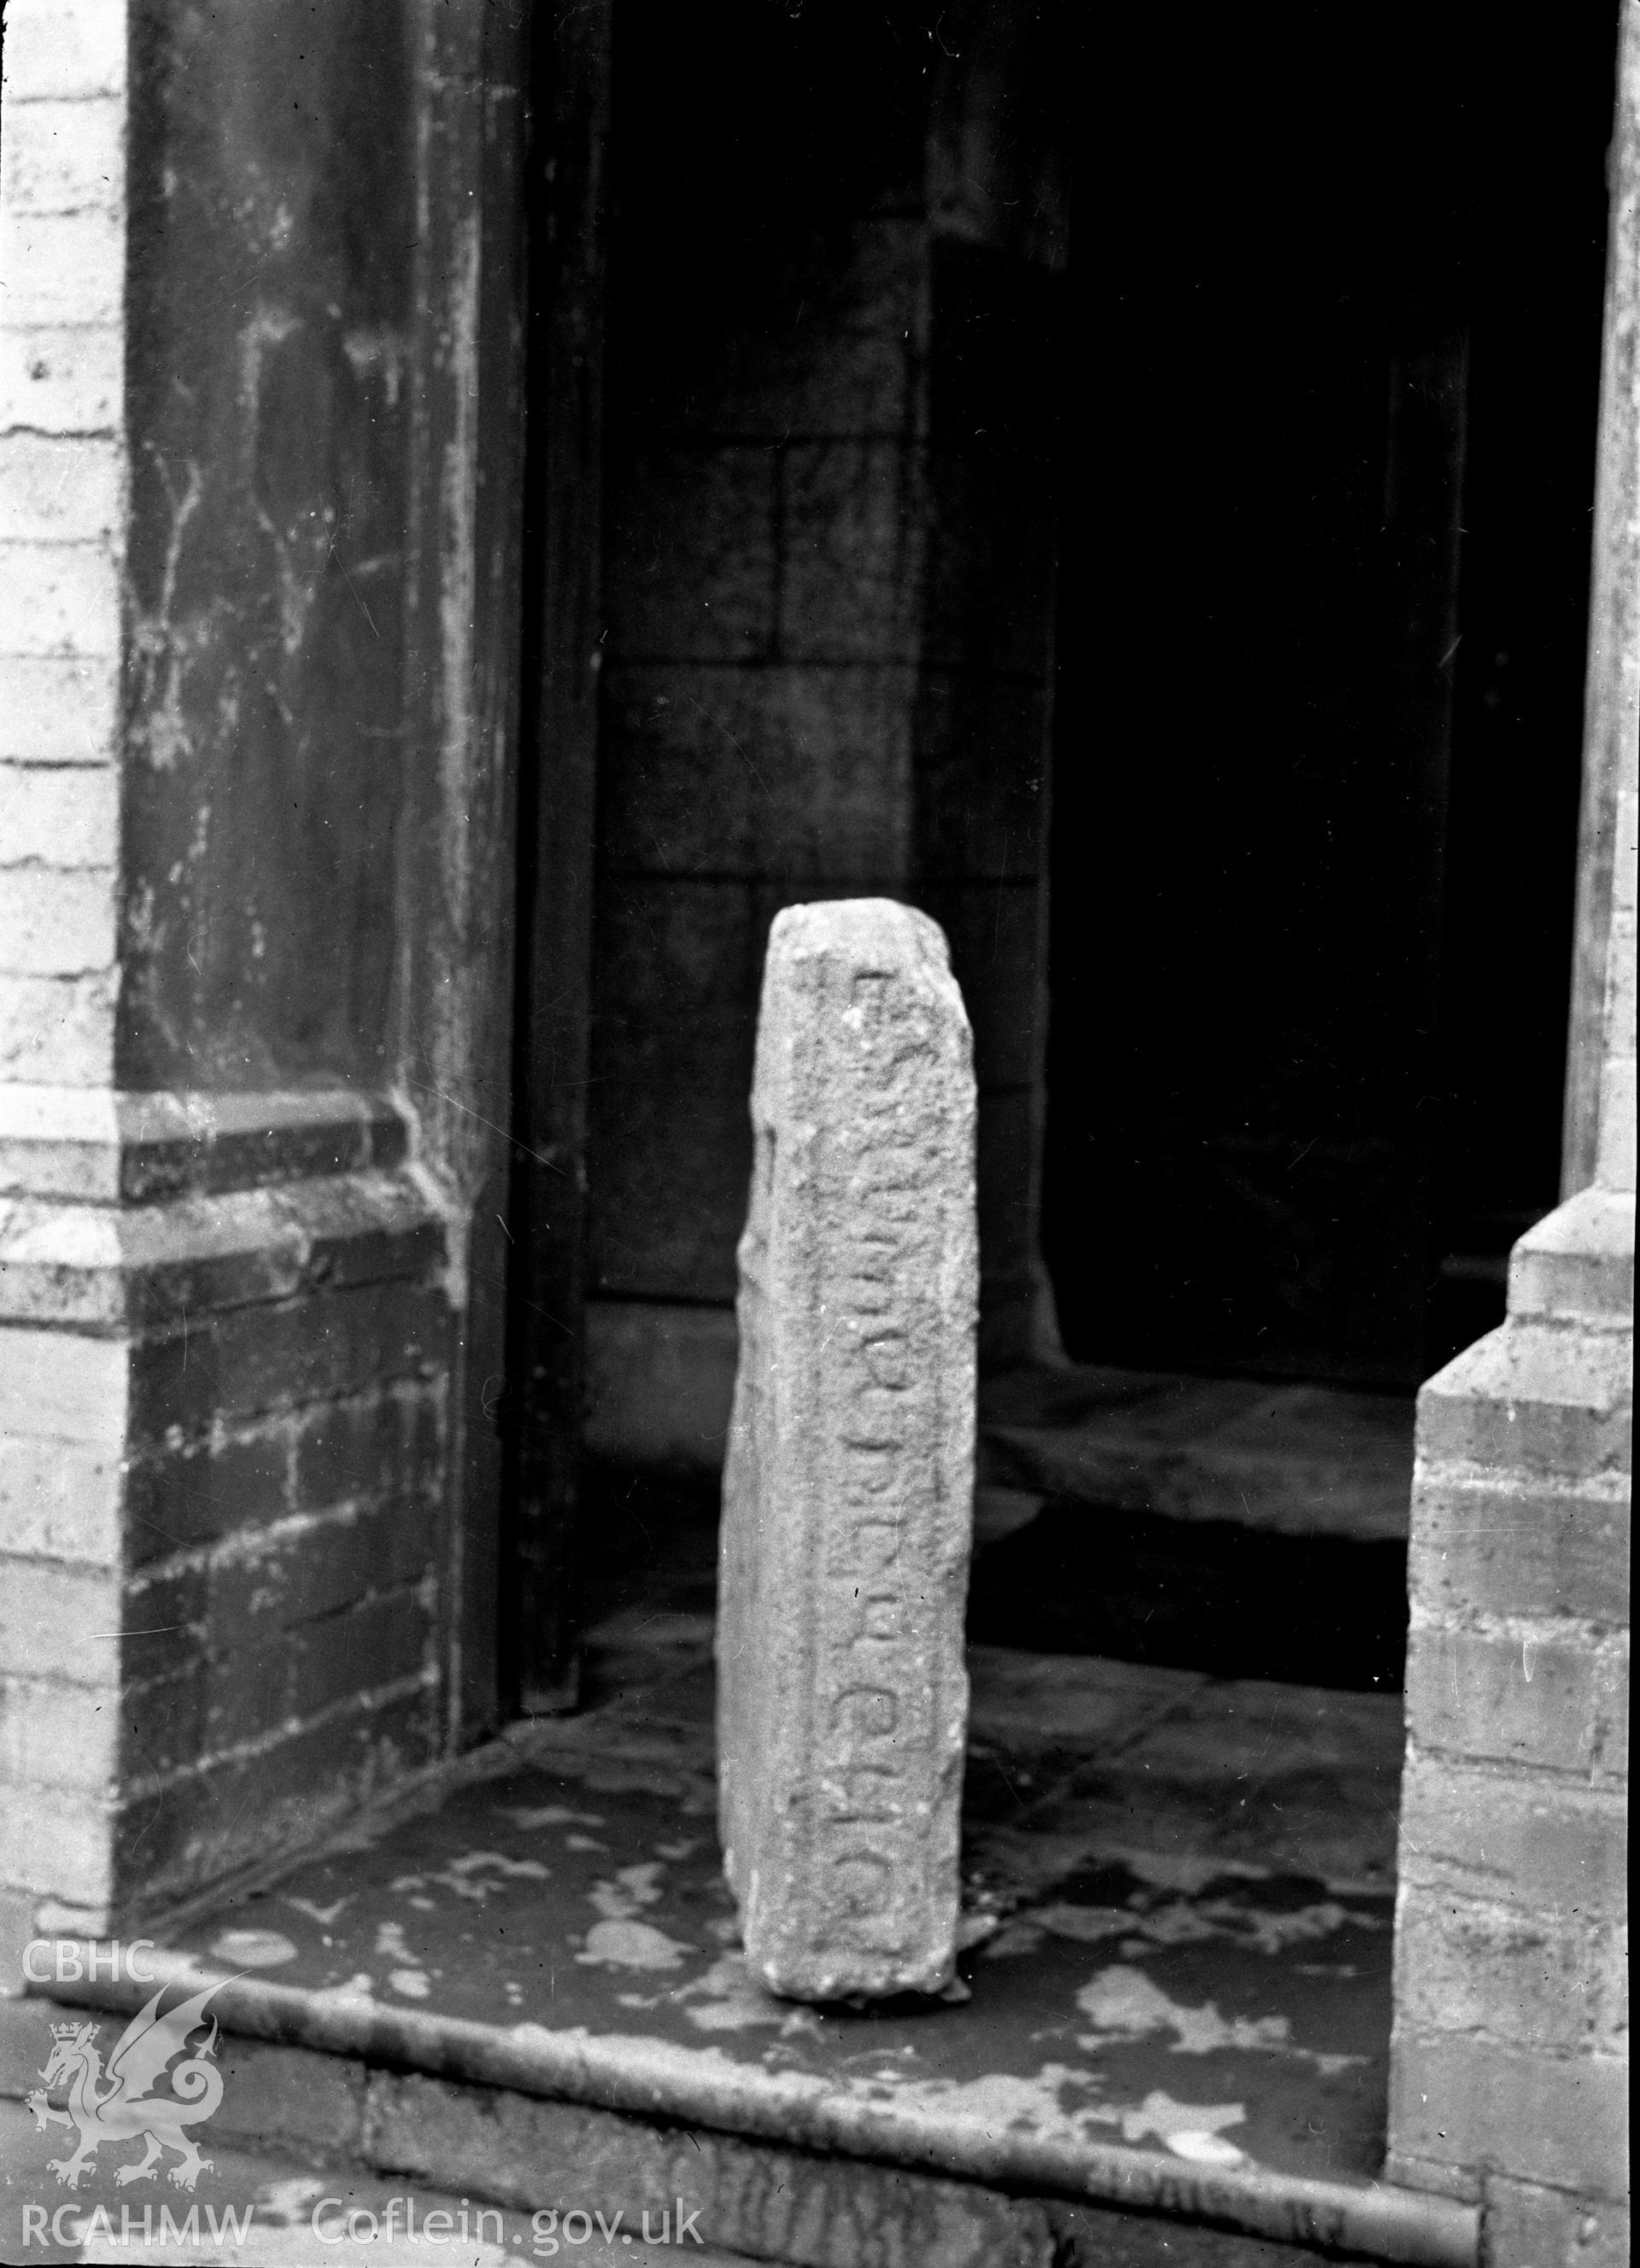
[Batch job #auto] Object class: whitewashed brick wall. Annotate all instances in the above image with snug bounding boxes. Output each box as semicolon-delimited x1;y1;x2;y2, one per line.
0;0;127;1092
1597;736;1637;1194
0;0;131;1930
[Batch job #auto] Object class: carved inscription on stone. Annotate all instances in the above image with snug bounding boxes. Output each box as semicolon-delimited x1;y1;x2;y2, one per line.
717;900;977;2001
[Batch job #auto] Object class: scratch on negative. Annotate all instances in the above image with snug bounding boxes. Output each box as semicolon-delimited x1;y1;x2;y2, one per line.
402;1078;564;1174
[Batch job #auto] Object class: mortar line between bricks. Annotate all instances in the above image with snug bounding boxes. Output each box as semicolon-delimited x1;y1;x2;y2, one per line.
107;1715;588;1938
0;313;124;330
124;1533;435;1605
0;859;118;875
131;1388;444;1449
119;1669;437;1803
0;533;122;552
1411;1745;1626;1786
124;1498;443;1584
0;209;125;229
0;1538;125;1571
0;90;126;106
0;758;122;773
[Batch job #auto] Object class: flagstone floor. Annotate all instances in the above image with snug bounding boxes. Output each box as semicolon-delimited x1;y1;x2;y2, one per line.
109;1616;1404;2194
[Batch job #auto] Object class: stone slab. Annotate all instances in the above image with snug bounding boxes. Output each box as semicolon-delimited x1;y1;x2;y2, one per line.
718;899;977;2000
982;1365;1414;1544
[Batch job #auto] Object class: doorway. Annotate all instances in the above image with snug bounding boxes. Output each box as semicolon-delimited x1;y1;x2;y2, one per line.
501;0;1614;1706
1042;4;1613;1389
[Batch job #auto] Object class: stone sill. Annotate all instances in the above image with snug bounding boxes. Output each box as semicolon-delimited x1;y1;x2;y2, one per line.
981;1365;1416;1544
25;1947;1475;2266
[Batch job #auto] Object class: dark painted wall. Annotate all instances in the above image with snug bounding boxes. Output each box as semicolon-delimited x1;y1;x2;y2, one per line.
107;0;533;1746
119;1;417;1090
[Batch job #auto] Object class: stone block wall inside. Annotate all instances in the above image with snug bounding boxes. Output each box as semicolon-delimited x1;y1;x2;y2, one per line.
585;3;1067;1470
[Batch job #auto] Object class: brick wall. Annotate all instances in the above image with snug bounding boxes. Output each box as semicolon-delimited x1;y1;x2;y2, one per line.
0;0;131;1939
0;0;530;1947
1387;10;1636;2258
0;1092;454;1936
1388;1198;1631;2261
0;0;126;1092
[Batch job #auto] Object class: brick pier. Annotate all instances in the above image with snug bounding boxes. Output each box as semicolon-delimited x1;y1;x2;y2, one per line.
1386;9;1637;2253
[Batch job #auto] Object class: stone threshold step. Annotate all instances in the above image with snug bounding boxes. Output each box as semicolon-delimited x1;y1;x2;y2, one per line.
971;1368;1414;1684
5;1641;1467;2265
15;1957;1474;2268
0;2090;762;2267
979;1365;1415;1545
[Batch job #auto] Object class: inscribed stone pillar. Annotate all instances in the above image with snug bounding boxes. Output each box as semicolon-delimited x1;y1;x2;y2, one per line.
717;899;977;2001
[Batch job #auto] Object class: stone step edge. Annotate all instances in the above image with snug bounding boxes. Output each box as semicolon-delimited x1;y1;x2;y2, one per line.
981;1426;1413;1542
26;1950;1478;2268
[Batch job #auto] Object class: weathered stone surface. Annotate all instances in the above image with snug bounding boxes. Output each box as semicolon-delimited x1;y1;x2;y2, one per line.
718;897;977;2001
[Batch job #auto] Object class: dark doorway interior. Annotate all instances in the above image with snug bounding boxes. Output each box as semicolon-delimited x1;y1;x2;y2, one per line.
510;3;1617;1700
1043;6;1616;1391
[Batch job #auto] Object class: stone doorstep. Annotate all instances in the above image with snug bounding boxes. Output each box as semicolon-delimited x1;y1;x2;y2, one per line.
578;1326;1425;1542
979;1367;1416;1545
0;2090;764;2268
5;1969;1475;2268
1;1630;1475;2268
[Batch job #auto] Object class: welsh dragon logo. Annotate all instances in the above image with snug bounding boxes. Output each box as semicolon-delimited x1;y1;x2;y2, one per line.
26;1982;226;2191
